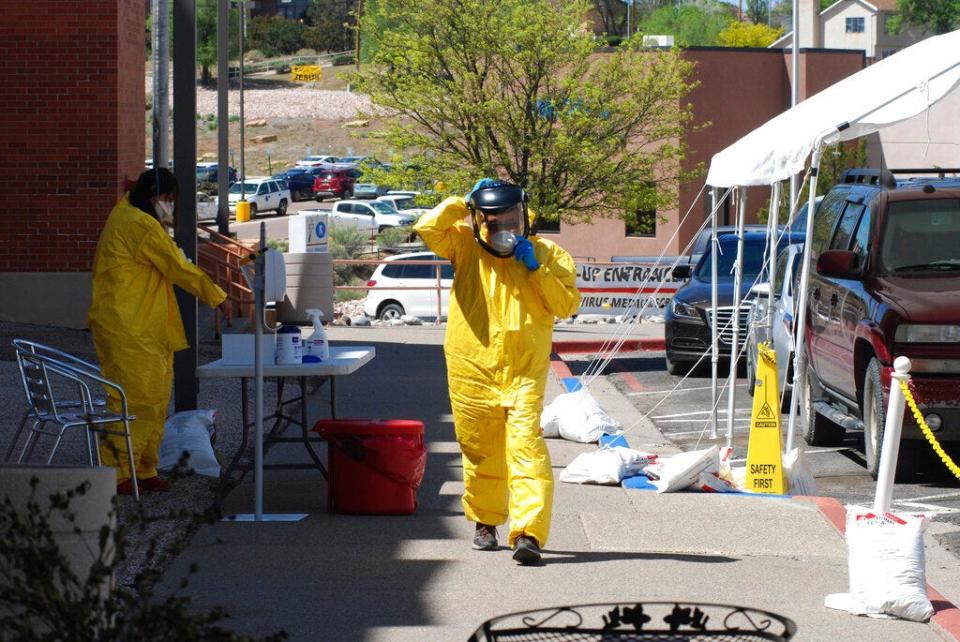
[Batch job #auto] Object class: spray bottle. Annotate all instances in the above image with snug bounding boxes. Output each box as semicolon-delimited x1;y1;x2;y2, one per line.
302;308;330;362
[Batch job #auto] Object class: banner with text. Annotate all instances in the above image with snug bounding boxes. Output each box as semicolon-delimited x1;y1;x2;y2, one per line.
576;261;683;316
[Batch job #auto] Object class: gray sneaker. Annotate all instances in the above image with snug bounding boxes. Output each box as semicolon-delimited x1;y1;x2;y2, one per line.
512;536;541;565
472;523;498;551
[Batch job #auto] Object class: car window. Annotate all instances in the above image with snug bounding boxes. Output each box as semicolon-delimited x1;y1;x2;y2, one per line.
381;263;404;278
337;203;352;213
695;237;771;280
810;189;847;262
773;249;789;295
257;183;268;195
401;263;433;279
881;198;960;271
369;202;396;214
850;206;871;267
830;203;863;251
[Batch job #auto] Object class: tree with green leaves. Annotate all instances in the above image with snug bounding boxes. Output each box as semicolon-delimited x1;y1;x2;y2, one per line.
304;0;358;53
247;15;307;58
718;20;783;47
352;0;700;226
592;0;628;36
196;0;240;86
638;1;735;47
744;0;769;25
888;0;960;35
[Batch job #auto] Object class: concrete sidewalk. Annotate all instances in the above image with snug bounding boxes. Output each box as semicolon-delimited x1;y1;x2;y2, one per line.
152;322;958;641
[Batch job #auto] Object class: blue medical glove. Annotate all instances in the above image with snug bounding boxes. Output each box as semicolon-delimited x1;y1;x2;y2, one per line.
513;236;540;271
465;177;499;203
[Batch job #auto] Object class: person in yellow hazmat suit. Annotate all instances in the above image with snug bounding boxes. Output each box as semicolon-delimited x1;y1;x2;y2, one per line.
88;168;227;495
413;178;580;565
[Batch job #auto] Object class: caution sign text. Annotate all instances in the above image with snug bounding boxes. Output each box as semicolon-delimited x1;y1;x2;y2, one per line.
745;343;786;494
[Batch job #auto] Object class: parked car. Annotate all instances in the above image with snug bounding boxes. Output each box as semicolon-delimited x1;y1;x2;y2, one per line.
295;155;339;167
799;168;960;479
376;193;429;218
196;162;238;185
745;243;805;408
333;155;372;168
363;251;453;320
664;230;802;375
218;177;290;218
786;195;824;235
313;168;361;201
196;192;218;221
273;167;326;201
684;224;772;268
330;199;417;233
353;181;391;199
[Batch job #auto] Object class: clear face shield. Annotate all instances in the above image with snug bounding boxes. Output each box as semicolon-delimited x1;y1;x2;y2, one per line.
469;184;530;258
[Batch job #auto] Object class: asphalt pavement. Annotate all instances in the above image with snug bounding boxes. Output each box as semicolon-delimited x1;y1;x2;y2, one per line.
151;321;960;640
4;317;960;639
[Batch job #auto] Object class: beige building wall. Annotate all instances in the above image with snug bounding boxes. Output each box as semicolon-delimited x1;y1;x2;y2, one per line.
870;90;960;171
822;2;873;58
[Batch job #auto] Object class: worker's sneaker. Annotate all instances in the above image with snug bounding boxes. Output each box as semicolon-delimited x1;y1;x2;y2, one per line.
512;536;542;565
139;476;171;493
472;523;498;551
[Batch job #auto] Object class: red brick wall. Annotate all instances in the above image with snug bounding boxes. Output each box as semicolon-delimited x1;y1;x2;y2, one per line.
0;1;145;272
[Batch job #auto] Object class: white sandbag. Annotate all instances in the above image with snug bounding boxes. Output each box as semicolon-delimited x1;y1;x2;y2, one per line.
559;447;658;485
653;446;719;493
159;410;221;477
835;506;933;622
783;447;818;496
540;389;622;443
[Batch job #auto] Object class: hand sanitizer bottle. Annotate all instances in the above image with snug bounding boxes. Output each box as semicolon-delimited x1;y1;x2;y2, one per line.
303;308;330;362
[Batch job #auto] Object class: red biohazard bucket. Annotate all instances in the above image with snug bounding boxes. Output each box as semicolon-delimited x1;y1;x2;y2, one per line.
312;419;426;515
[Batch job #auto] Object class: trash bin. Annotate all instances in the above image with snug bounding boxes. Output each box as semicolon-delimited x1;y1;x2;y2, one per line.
312;419;426;515
468;602;797;641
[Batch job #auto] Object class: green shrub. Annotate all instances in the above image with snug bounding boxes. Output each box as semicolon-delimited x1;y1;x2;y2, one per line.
332;54;355;67
605;35;623;47
295;48;317;57
244;49;266;63
228;115;241;123
266;239;288;253
0;475;286;641
329;227;370;285
376;226;413;248
335;276;369;303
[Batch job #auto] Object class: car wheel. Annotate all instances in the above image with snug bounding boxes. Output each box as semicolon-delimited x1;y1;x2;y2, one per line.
665;355;691;376
378;302;404;321
294;189;305;201
799;367;844;447
862;357;919;481
315;195;324;202
342;188;353;199
277;199;288;216
248;203;257;219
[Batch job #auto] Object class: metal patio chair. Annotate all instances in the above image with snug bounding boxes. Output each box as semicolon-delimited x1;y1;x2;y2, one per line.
11;339;139;500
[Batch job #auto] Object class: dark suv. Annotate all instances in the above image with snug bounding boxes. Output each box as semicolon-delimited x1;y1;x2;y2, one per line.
800;168;960;478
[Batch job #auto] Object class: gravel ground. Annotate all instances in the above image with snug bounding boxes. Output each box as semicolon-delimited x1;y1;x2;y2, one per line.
194;87;377;121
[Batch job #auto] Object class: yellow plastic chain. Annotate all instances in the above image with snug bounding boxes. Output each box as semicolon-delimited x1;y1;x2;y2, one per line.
898;378;960;481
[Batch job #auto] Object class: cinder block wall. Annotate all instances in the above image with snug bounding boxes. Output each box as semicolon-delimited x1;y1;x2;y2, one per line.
0;1;145;327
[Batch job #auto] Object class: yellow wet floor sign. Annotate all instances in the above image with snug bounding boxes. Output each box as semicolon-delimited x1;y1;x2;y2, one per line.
746;342;786;494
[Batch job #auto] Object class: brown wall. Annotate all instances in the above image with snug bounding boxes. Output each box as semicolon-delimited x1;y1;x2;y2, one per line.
0;1;145;273
547;47;864;262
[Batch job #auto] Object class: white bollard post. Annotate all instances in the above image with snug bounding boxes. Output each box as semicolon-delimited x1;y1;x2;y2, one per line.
873;356;912;514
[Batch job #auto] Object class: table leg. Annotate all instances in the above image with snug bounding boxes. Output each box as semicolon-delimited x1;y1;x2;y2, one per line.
298;376;327;479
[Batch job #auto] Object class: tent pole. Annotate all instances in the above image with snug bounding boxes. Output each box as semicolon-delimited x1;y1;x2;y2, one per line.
725;187;747;448
767;182;781;334
710;187;720;439
786;142;825;453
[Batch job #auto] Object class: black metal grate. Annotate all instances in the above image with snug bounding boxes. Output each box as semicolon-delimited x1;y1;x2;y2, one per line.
470;603;795;642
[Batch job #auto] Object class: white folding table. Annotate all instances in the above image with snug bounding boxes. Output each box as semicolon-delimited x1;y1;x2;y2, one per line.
197;346;376;505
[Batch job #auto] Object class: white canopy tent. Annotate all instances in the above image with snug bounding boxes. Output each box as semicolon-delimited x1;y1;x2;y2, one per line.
704;28;960;452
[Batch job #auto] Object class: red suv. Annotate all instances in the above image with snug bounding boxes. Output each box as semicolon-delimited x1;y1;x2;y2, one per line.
313;168;360;201
801;168;960;479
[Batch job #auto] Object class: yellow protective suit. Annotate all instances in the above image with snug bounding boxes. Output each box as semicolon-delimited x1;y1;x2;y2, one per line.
88;195;227;483
414;196;580;547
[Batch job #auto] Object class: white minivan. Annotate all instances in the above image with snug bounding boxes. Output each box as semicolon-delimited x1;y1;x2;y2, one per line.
363;252;453;320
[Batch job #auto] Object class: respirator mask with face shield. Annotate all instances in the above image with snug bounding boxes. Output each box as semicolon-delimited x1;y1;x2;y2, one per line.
467;182;530;258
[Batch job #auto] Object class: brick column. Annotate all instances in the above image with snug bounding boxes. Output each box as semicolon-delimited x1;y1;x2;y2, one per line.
0;1;145;327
